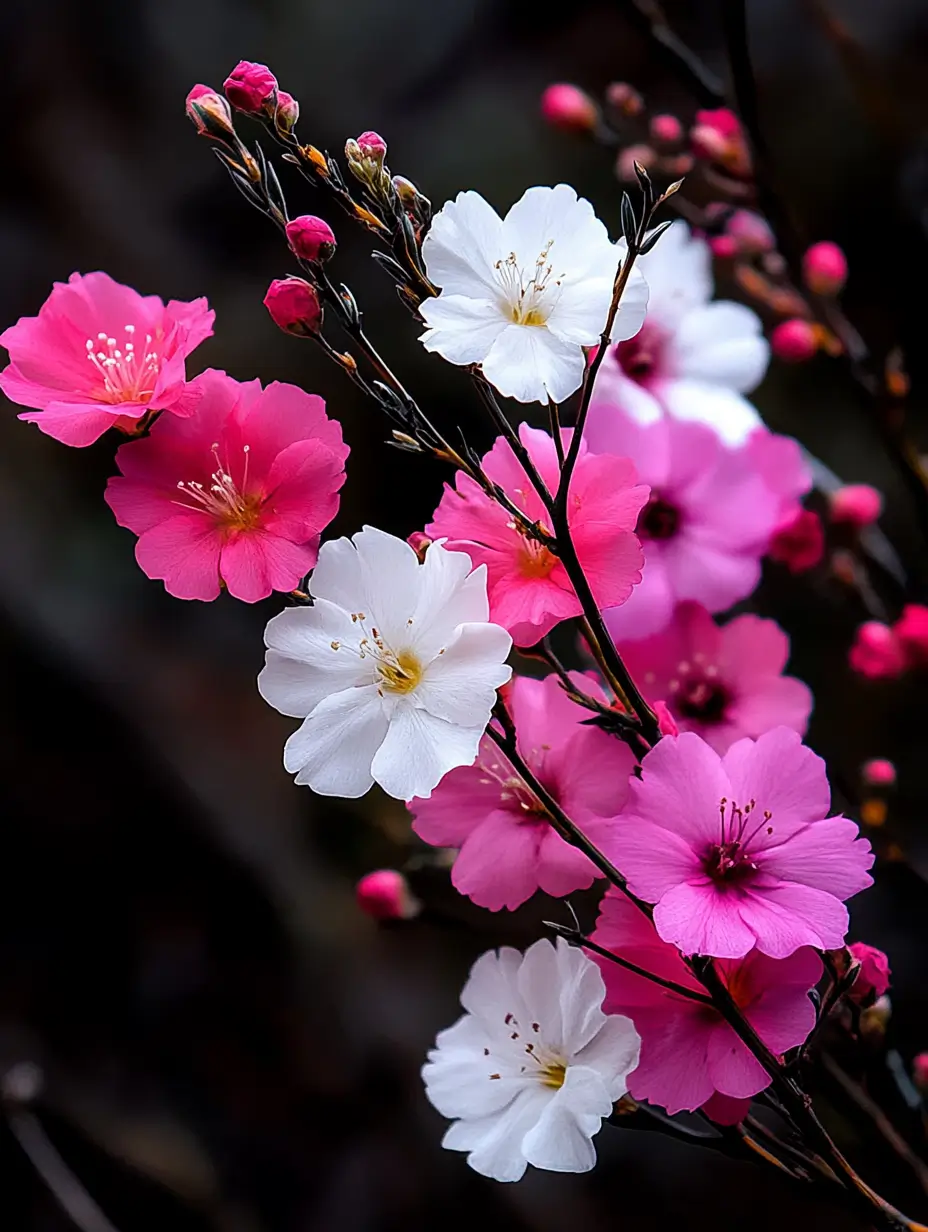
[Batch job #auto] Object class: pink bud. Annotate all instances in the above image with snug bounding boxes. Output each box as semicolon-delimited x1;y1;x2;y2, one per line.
690;124;730;163
616;143;656;181
894;604;928;665
407;531;433;561
274;89;299;131
285;215;337;263
541;83;598;132
223;61;278;114
849;621;906;679
357;130;387;159
263;277;323;337
709;234;739;260
652;700;679;738
803;241;848;296
185;84;234;138
650;113;683;144
695;107;742;140
606;82;644;117
862;759;896;787
725;209;775;253
771;318;818;363
768;509;825;573
912;1053;928;1094
829;483;882;529
848;942;892;1004
356;870;420;921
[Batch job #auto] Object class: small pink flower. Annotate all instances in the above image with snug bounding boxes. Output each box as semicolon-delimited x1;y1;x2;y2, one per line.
603;727;873;959
285;215;337;263
540;83;598;132
263;277;324;337
584;409;784;639
771;319;818;363
410;672;636;911
768;508;824;573
592;890;820;1115
895;604;928;665
1;272;214;447
830;483;882;529
861;759;896;787
849;621;905;679
848;942;891;1003
223;60;278;113
617;602;812;754
803;242;848;297
426;424;648;646
105;369;348;602
356;870;420;921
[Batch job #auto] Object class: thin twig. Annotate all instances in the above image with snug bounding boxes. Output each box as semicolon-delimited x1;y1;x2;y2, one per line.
622;0;727;106
545;923;714;1005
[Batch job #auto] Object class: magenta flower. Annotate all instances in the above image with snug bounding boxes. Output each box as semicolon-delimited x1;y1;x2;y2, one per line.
426;424;648;645
1;272;214;447
105;369;348;602
616;602;812;753
592;889;820;1115
604;728;873;959
410;672;635;910
583;407;784;640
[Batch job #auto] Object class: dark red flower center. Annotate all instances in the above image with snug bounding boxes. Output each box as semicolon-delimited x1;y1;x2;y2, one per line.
637;494;680;540
677;678;729;723
704;797;774;885
614;321;667;388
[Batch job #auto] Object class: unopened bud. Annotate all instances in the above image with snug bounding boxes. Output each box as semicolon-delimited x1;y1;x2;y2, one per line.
803;241;848;297
285;215;337;263
847;942;891;1005
606;82;644;117
223;60;278;114
346;131;389;191
849;621;906;679
829;483;882;529
357;130;387;159
690;124;731;164
709;234;739;260
186;84;235;139
650;113;683;145
725;209;775;254
895;604;928;665
771;318;818;363
616;143;656;181
767;509;824;573
393;175;432;226
263;277;323;337
356;869;420;921
274;89;300;132
540;83;598;132
407;531;433;561
691;108;750;175
912;1053;928;1094
862;759;896;788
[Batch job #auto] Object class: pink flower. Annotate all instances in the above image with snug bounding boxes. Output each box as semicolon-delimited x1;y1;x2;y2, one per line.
583;408;783;639
768;509;824;573
849;622;905;679
616;602;812;754
848;942;891;1003
223;60;278;113
603;728;873;959
410;673;635;910
592;890;820;1115
105;369;348;602
1;272;214;447
426;424;648;646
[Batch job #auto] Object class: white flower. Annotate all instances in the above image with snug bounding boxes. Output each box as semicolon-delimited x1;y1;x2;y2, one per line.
257;527;512;802
422;937;640;1182
419;184;649;405
592;221;769;445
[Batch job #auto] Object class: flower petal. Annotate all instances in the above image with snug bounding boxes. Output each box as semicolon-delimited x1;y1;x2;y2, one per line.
481;323;585;405
283;685;388;797
371;703;483;800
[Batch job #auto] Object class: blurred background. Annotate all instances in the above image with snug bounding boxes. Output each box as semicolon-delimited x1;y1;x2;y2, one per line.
2;0;928;1227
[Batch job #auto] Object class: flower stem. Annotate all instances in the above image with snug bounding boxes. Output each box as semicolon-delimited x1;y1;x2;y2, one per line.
546;924;715;1005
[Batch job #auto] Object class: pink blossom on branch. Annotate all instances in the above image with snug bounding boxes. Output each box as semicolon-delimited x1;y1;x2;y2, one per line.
848;942;891;1004
603;728;873;959
0;272;214;447
410;672;636;911
105;369;348;602
426;424;648;646
615;602;812;754
592;890;820;1116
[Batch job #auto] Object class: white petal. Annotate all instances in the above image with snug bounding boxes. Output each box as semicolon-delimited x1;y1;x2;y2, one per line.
572;1015;641;1095
632;221;712;325
416;623;512;726
608;264;650;342
352;525;423;648
422;190;505;298
409;549;491;662
258;602;369;718
371;702;483;799
419;294;509;366
503;184;612;276
670;300;770;391
460;946;529;1027
481;323;585;405
309;534;365;609
283;685;387;797
516;938;605;1053
519;1066;611;1173
446;1087;551;1182
546;277;615;346
659;379;764;446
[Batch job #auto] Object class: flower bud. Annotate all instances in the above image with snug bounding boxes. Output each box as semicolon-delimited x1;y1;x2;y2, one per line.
616;143;656;181
849;621;906;679
393;175;432;227
912;1053;928;1094
771;318;818;363
848;942;891;1005
185;84;235;139
894;604;928;665
356;869;420;921
274;89;300;132
407;531;433;561
862;759;896;787
263;277;323;337
223;60;278;114
345;132;389;191
803;241;848;296
709;235;739;260
691;108;750;175
650;113;683;145
606;82;644;117
725;209;775;254
830;483;883;529
768;509;824;573
357;130;387;159
541;83;599;132
285;215;337;263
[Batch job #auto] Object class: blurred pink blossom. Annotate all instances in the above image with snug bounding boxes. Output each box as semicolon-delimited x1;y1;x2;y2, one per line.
849;622;906;679
848;942;891;1004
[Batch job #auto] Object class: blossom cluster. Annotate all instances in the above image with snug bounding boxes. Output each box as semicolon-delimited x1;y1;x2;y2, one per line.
0;57;895;1200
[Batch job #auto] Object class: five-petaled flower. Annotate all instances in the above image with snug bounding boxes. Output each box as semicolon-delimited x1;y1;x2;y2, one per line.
105;369;348;602
258;528;513;801
419;184;649;405
422;937;640;1181
603;727;873;959
0;271;214;446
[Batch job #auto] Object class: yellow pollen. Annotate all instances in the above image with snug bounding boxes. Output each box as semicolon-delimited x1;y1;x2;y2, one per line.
510;304;548;327
539;1059;567;1089
378;649;423;694
520;538;558;579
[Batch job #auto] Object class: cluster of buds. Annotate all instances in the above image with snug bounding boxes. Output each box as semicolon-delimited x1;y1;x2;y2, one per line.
767;508;825;574
345;131;391;196
849;603;928;679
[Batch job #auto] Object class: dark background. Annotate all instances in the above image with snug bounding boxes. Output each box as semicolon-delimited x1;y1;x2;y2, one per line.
2;1;928;1228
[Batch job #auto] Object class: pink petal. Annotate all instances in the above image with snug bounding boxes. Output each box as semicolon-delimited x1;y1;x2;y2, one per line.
105;474;185;535
238;380;347;475
754;817;873;898
737;880;850;957
535;826;599;898
602;550;676;640
625;731;732;848
720;613;789;684
701;1092;751;1125
261;439;347;539
723;728;831;832
451;812;543;910
603;818;702;903
707;1020;769;1098
221;531;319;601
653;880;757;958
730;676;813;741
134;514;222;600
19;402;136;447
627;1007;718;1114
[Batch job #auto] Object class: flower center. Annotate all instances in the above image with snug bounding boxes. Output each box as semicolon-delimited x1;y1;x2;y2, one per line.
174;443;263;532
538;1059;567;1089
519;536;558;579
476;754;547;819
377;649;423;695
487;1011;567;1087
637;494;680;540
704;796;773;885
614;321;668;388
85;325;161;403
495;243;562;327
677;677;729;723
